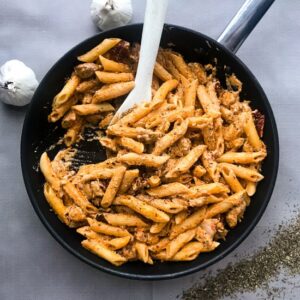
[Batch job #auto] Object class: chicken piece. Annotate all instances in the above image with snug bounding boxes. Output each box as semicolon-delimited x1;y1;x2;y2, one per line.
74;63;100;79
226;200;247;228
168;138;192;158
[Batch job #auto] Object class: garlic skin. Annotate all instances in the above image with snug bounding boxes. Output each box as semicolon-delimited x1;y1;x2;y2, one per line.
0;60;38;106
91;0;133;31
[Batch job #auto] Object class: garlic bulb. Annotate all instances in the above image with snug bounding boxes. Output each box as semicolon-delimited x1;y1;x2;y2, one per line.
0;60;38;106
91;0;133;31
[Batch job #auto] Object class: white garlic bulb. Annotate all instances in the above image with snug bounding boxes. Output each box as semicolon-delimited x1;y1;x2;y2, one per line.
91;0;133;31
0;60;38;106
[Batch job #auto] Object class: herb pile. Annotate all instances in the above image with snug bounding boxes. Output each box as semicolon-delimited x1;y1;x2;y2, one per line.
181;212;300;299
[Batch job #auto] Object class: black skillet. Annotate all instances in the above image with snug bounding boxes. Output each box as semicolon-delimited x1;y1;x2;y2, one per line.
21;0;279;280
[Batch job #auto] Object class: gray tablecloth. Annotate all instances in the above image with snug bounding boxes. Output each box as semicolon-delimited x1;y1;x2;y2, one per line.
1;0;300;299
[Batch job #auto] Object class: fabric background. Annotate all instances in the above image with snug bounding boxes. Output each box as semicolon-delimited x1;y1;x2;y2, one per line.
0;0;299;299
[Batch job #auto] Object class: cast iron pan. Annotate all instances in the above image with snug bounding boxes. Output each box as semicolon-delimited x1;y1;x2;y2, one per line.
21;1;279;280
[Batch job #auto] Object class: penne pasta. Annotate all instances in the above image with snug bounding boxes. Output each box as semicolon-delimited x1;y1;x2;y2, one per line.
92;81;135;103
63;182;98;215
118;169;140;194
116;137;144;154
95;71;134;84
118;153;169;168
72;103;115;115
166;229;196;259
78;38;121;62
40;152;61;192
152;119;189;155
114;195;170;223
147;182;190;198
99;55;131;72
170;206;207;239
52;74;81;108
219;163;264;182
165;145;206;178
101;166;127;208
103;212;148;227
217;151;266;164
87;218;131;237
41;38;267;266
82;239;127;266
154;62;173;81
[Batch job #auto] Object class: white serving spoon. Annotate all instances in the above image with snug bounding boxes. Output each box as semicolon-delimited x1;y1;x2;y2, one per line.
111;0;169;124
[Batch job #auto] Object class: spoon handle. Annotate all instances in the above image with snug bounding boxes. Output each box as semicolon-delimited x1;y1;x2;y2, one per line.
111;0;169;123
134;0;169;100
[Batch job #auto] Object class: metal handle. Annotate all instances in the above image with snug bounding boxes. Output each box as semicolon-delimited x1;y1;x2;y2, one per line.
217;0;275;53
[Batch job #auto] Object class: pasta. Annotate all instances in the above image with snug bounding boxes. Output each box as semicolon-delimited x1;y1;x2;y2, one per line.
40;38;267;266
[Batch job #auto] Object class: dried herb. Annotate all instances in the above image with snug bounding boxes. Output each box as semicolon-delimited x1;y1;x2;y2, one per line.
181;211;300;300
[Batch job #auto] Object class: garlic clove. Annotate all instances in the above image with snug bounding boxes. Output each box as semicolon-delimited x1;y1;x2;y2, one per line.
0;60;38;106
90;0;133;31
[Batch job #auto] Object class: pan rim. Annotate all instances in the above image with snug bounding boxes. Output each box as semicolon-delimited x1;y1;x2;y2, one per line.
20;23;279;280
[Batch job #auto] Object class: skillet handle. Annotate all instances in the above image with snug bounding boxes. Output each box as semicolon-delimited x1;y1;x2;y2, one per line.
217;0;275;53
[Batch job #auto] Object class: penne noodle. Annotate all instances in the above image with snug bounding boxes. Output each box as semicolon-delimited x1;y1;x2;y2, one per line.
118;153;169;168
118;169;140;194
102;212;148;227
166;228;196;259
95;71;134;84
243;112;263;150
43;183;66;224
171;241;220;261
78;38;121;62
217;151;266;164
107;124;160;141
189;183;230;197
147;182;190;198
154;62;173;81
197;85;220;118
87;218;131;237
205;191;248;219
152;79;179;103
49;95;78;122
52;74;80;108
183;77;198;108
92;81;135;103
40;152;61;192
63;182;98;215
202;150;220;182
63;118;83;147
189;62;207;84
72;103;115;115
168;52;192;78
77;226;109;244
82;239;127;266
165;145;206;178
107;236;131;250
175;210;189;225
61;110;77;128
99;137;118;152
114;195;170;223
188;115;212;129
170;206;207;239
150;222;168;234
99;55;131;72
116;137;144;154
135;242;153;264
152;119;188;155
193;165;207;178
220;164;244;193
219;163;264;182
101;166;127;208
140;197;187;214
76;79;98;93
